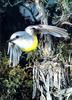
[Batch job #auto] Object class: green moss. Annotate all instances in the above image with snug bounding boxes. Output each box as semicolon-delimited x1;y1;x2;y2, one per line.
0;54;33;100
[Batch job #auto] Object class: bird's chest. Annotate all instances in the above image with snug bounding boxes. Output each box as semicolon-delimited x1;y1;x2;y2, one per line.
14;35;38;52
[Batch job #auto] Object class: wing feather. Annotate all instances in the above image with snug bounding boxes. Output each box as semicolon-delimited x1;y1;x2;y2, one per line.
8;42;22;67
29;25;69;38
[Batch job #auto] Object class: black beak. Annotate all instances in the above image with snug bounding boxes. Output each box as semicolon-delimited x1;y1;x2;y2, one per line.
7;36;19;43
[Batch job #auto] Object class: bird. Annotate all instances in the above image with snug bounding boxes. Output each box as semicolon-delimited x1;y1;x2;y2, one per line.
7;24;69;67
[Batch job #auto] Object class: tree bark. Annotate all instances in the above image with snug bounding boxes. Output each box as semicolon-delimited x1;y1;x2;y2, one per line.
32;1;53;100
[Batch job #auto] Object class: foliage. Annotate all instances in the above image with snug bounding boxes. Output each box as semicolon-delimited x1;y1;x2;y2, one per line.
0;53;33;100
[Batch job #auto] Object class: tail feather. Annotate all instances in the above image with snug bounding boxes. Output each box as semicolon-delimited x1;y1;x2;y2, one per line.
8;42;22;67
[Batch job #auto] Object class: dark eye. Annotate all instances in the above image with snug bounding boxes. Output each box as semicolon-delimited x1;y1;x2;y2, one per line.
16;36;19;38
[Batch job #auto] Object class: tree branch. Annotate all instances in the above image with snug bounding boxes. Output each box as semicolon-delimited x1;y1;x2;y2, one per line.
8;0;22;7
22;4;38;22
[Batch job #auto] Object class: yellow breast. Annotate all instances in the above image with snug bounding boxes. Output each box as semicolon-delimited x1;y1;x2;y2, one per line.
21;35;38;52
